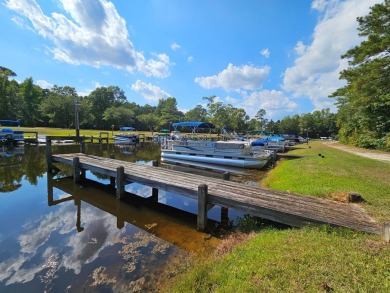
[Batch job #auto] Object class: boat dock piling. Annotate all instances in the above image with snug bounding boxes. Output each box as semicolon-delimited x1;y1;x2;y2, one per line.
45;137;389;241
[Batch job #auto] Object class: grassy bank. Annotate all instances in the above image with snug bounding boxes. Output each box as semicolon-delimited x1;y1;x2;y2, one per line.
10;126;149;138
166;141;390;292
261;141;390;222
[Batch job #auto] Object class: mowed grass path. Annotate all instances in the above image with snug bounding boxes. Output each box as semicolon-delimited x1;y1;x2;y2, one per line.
167;141;390;293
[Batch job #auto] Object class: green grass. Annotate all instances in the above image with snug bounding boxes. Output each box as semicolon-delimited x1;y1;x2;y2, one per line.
261;141;390;222
9;126;146;138
170;227;389;292
166;141;390;292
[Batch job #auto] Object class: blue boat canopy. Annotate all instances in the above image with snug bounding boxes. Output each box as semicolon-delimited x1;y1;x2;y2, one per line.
120;126;136;131
267;136;285;141
1;128;14;133
0;120;21;126
172;122;215;129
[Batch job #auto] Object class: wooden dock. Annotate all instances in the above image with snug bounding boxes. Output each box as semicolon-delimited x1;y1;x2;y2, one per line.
45;152;390;241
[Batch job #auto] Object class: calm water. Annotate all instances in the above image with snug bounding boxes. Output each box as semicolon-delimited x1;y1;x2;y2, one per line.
0;142;264;292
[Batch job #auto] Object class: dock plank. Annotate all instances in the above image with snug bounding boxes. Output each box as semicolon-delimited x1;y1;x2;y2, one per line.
51;153;381;234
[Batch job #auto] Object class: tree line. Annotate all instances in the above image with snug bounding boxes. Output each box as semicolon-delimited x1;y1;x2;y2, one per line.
0;68;337;138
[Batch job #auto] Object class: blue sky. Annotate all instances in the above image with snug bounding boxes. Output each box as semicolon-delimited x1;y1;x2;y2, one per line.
0;0;381;120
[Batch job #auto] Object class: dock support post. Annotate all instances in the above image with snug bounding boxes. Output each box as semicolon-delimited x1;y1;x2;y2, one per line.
109;154;116;187
221;172;230;228
197;184;208;231
151;160;159;201
73;157;81;183
116;166;125;199
46;137;53;173
80;137;86;154
384;222;390;243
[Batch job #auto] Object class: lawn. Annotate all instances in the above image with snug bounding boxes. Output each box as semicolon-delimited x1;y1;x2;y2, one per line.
165;141;390;292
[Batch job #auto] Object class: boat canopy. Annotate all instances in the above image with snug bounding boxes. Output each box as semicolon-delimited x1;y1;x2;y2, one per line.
119;126;136;131
172;122;215;129
172;122;215;134
1;128;14;133
0;120;21;126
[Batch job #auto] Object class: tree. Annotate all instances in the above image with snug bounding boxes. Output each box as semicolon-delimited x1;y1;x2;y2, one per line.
138;113;160;132
87;86;127;129
103;106;134;128
155;97;184;128
0;66;19;119
40;86;78;128
184;105;208;122
19;77;43;126
254;109;267;133
330;0;390;149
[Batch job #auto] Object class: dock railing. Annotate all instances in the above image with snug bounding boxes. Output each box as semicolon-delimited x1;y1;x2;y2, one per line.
45;136;86;173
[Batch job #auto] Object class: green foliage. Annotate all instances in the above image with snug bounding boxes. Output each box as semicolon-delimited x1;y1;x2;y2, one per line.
330;0;390;148
235;215;265;233
40;85;78;128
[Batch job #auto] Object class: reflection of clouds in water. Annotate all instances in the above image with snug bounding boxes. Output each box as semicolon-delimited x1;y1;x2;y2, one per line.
0;254;42;285
19;210;69;254
126;184;168;203
1;200;126;284
62;208;123;274
126;184;151;197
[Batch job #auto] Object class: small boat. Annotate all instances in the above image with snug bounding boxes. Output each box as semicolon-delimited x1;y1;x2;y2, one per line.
114;133;140;145
266;136;287;152
0;128;24;145
160;122;274;169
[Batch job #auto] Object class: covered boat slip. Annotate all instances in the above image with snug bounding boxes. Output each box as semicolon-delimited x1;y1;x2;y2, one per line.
46;147;388;240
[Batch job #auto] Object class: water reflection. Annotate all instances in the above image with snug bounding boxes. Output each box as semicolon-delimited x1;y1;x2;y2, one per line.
47;175;220;252
0;142;263;292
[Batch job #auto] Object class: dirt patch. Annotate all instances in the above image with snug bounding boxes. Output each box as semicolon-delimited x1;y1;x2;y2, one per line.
326;142;390;162
325;192;365;203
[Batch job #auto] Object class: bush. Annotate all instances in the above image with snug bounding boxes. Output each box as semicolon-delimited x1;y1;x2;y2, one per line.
356;134;390;151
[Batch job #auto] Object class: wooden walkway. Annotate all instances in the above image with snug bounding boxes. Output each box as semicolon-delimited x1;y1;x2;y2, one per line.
47;152;388;238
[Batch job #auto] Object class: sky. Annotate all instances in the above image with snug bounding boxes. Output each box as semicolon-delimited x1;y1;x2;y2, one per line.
0;0;382;120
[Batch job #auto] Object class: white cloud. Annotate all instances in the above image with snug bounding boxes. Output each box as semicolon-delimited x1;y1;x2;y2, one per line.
36;79;53;89
195;63;270;92
311;0;329;12
282;0;381;111
131;80;171;102
171;42;181;50
260;48;270;58
240;90;298;119
294;41;306;56
5;0;172;78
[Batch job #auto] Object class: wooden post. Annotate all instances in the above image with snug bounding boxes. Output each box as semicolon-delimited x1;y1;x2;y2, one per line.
223;172;230;181
47;174;54;206
109;154;116;187
73;157;81;183
221;207;229;228
384;222;390;243
151;160;159;201
221;172;230;228
80;137;86;154
45;137;53;173
197;184;208;231
116;166;125;199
